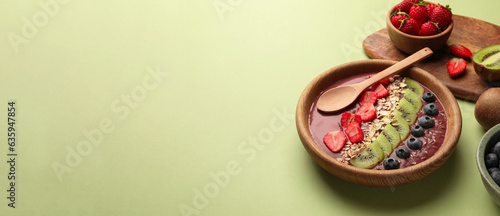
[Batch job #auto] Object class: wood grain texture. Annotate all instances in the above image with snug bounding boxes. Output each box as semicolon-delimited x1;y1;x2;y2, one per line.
363;15;500;101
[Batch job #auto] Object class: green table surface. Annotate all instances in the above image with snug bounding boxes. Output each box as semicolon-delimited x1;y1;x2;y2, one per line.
1;0;500;215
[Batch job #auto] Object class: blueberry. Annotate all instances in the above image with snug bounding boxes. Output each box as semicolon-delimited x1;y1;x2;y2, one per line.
485;153;500;168
395;146;411;159
492;142;500;157
418;115;435;129
407;137;423;150
383;157;400;170
488;167;500;174
411;125;425;137
422;92;436;103
491;171;500;186
423;103;439;116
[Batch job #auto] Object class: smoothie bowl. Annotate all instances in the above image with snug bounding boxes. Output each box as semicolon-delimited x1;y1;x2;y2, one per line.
296;59;461;187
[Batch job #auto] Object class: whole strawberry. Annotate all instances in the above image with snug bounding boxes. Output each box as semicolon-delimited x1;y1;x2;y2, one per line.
391;11;410;29
409;2;428;26
426;3;438;16
394;0;419;13
419;21;439;36
400;18;420;35
430;4;452;29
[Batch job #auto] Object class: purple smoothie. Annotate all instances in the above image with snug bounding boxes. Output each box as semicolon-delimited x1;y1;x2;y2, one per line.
308;74;447;169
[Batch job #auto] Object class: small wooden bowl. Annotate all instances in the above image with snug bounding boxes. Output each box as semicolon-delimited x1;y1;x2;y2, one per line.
386;3;453;54
476;123;500;206
296;59;462;187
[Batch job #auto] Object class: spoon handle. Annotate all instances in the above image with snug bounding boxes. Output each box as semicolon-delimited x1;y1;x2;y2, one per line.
356;47;434;90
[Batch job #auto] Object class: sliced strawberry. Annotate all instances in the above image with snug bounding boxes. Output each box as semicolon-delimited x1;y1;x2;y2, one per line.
379;77;390;86
447;58;467;77
323;131;347;153
450;45;473;58
359;91;378;105
340;112;362;128
345;121;364;143
356;104;377;121
368;75;390;86
373;84;389;98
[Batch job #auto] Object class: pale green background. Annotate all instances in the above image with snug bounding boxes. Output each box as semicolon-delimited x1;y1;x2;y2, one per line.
1;0;499;215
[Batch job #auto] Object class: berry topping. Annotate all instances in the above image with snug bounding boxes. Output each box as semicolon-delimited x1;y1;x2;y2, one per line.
395;146;411;159
450;45;473;58
485;153;500;168
418;115;435;129
411;125;425;137
447;58;467;77
423;103;439;116
340;112;362;128
422;92;436;102
373;83;390;98
345;121;364;143
356;104;377;122
323;131;347;153
383;157;400;170
359;91;378;105
407;137;423;150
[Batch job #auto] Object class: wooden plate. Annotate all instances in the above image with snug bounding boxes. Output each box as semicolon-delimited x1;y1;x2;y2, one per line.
363;15;500;101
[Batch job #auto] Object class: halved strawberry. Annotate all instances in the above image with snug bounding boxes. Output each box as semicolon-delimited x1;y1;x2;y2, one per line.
447;58;467;77
356;104;377;121
340;112;362;128
323;131;347;153
373;84;389;98
345;121;364;143
450;45;472;58
359;91;378;105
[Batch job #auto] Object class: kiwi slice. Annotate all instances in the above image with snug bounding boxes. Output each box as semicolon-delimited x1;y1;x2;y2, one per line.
473;44;500;81
375;133;394;157
396;98;418;124
405;78;424;96
392;113;410;140
381;124;401;149
403;88;423;111
349;147;381;169
367;141;385;162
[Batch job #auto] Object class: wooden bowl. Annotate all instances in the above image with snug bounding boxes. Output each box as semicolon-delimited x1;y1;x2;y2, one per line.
296;59;462;187
476;123;500;206
386;3;453;54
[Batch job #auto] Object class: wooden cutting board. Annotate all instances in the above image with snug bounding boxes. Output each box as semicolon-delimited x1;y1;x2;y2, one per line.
363;15;500;101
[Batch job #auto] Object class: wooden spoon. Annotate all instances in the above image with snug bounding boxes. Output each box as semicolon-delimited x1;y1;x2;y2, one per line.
316;47;433;113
